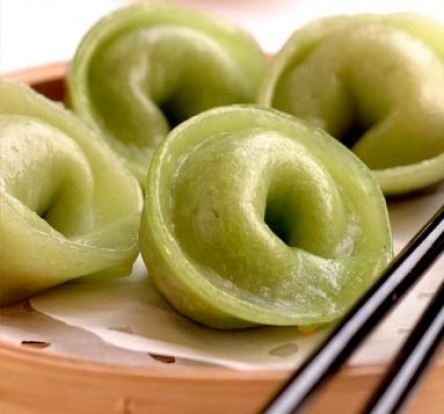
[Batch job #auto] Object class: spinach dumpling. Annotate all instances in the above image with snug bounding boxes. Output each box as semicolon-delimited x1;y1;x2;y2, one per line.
139;106;393;329
67;3;267;184
0;80;142;305
259;13;444;195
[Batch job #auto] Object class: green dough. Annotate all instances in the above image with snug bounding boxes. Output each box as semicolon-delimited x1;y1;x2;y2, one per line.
0;80;142;305
258;13;444;195
67;3;267;184
139;106;393;329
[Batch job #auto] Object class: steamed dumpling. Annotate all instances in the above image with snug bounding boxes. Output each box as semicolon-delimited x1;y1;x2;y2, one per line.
259;13;444;195
139;106;393;329
0;80;142;305
67;3;267;184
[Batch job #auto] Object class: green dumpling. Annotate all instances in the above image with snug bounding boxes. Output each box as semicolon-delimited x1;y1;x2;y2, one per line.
0;80;142;305
258;13;444;195
67;2;267;184
139;106;393;329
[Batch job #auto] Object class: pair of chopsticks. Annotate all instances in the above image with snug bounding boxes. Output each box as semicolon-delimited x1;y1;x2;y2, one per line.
263;203;444;414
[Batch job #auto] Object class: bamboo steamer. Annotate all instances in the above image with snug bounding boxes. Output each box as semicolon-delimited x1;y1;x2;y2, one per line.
0;63;442;414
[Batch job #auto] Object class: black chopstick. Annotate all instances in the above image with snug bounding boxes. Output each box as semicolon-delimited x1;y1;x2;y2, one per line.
262;203;444;414
362;275;444;414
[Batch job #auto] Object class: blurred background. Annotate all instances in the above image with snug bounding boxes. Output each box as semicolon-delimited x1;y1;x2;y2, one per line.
1;0;444;74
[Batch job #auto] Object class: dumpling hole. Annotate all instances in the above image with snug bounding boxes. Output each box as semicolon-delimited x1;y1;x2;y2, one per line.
159;99;185;129
338;117;368;149
264;189;298;247
265;206;291;246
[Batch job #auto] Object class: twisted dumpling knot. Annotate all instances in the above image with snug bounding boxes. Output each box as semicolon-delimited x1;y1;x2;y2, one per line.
0;80;142;305
67;3;267;184
259;13;444;195
139;106;393;329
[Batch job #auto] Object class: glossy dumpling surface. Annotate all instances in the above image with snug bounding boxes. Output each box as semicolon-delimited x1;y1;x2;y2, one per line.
0;80;142;305
67;3;267;184
139;106;393;329
258;13;444;195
